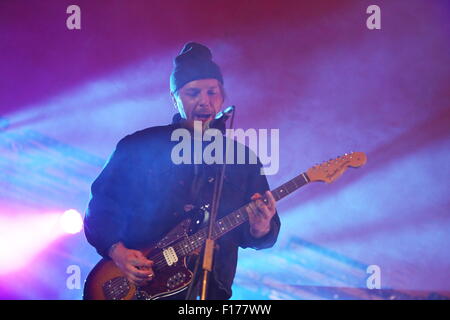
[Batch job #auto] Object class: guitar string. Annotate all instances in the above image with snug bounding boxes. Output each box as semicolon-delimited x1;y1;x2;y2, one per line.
147;211;244;269
149;231;205;267
146;205;247;268
149;228;211;268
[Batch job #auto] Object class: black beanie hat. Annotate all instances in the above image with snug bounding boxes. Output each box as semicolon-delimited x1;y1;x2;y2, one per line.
170;42;223;93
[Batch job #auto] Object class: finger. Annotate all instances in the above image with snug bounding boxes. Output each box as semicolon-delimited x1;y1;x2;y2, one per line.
265;191;276;210
130;271;154;286
134;270;154;282
134;270;153;281
127;274;144;286
251;201;264;217
128;265;153;279
130;254;154;268
134;259;153;268
251;193;262;201
255;199;269;219
134;251;154;265
245;202;259;223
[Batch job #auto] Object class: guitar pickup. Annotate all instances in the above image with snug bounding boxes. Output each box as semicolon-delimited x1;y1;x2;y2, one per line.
162;247;179;266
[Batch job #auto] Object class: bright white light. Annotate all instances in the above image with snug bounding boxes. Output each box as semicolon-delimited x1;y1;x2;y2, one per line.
0;209;83;275
0;212;62;275
60;209;83;234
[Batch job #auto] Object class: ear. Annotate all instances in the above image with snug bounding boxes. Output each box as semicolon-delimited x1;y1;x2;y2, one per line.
171;91;187;120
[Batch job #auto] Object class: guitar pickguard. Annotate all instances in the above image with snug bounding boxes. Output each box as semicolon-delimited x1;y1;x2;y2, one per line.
156;219;191;248
156;204;210;248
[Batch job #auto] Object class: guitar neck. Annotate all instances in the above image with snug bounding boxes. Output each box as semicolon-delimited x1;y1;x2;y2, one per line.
174;172;310;257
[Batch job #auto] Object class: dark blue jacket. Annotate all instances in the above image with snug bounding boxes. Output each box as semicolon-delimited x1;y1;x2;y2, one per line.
84;120;280;299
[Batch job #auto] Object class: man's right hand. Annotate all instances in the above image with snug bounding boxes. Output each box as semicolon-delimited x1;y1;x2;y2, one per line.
108;242;154;286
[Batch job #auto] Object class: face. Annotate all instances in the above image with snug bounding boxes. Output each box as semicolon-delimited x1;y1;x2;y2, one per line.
172;78;224;123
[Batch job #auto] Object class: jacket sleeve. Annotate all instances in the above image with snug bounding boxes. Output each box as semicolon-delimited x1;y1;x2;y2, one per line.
239;159;281;250
84;136;135;259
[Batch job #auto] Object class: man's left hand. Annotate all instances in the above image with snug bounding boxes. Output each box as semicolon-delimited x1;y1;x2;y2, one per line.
247;191;276;238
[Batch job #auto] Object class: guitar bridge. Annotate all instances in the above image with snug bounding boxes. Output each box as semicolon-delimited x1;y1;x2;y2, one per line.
103;277;130;300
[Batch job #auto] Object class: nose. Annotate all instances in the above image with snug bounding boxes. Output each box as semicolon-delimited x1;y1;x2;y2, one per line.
198;91;210;107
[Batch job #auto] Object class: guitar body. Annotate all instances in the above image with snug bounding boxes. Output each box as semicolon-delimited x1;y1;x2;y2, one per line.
84;217;198;300
83;249;193;300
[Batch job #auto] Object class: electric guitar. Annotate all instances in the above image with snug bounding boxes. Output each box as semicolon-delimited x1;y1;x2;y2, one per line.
83;152;367;300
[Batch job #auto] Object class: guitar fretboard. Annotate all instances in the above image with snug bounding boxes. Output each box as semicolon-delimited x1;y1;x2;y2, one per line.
173;172;310;257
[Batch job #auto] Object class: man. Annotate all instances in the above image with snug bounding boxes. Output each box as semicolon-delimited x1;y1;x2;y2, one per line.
84;42;281;299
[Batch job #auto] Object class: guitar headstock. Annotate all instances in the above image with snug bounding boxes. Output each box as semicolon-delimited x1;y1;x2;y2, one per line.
306;152;367;183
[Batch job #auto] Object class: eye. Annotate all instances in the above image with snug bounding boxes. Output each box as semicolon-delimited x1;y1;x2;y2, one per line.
185;90;199;98
208;90;218;96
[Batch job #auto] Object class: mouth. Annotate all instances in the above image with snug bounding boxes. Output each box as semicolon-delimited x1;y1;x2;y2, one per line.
192;113;213;122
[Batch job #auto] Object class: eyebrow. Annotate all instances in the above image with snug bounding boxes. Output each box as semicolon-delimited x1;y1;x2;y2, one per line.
184;86;219;91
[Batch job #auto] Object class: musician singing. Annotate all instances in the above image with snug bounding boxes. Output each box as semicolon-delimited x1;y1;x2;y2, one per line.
84;42;281;300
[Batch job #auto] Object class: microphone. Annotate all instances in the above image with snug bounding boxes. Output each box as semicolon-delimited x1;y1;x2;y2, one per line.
206;105;235;134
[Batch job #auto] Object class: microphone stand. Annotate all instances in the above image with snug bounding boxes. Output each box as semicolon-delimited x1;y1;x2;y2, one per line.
199;106;235;300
